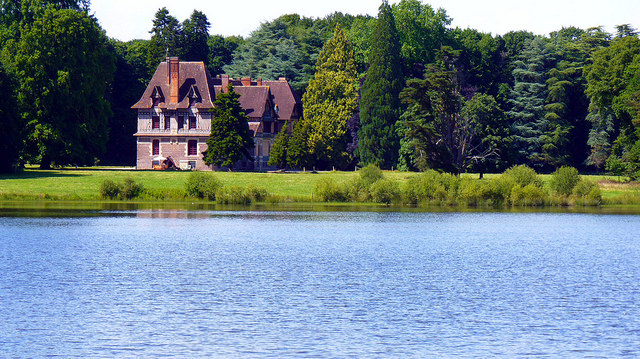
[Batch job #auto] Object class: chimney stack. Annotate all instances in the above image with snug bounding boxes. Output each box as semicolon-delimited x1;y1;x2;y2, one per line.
221;74;229;93
167;57;179;103
241;77;251;87
257;78;263;86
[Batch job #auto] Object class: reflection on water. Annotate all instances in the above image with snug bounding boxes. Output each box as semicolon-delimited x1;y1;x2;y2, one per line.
1;210;640;357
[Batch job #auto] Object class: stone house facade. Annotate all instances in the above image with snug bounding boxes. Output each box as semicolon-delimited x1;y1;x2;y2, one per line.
132;57;301;171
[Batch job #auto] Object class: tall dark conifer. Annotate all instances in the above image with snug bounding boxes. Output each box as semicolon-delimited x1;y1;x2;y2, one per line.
357;0;403;169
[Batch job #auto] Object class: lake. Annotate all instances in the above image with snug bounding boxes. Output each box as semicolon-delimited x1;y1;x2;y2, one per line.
1;210;639;357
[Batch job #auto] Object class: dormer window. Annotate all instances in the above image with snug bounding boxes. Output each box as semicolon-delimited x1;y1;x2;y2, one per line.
187;85;201;107
151;86;164;107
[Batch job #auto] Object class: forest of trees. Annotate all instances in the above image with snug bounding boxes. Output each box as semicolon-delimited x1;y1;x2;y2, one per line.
1;0;639;178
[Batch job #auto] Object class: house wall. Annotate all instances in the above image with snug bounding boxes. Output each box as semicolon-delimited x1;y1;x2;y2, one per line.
136;137;211;170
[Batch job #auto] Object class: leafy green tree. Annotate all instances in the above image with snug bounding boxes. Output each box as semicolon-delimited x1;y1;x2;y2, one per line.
507;36;552;168
303;24;359;169
391;0;450;78
103;39;149;165
584;34;640;169
267;122;289;168
286;120;313;169
398;48;509;173
204;85;254;168
358;1;404;169
207;35;242;75
6;5;114;168
146;7;182;73
182;10;210;62
0;63;21;172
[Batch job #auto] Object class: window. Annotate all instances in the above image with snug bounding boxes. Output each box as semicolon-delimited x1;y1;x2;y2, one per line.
164;117;170;130
263;122;272;133
188;161;196;170
188;140;197;156
152;116;160;129
152;139;159;155
178;116;184;130
189;116;196;129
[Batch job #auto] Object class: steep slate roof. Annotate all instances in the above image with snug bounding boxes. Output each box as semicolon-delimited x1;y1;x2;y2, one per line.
132;61;215;110
263;79;301;122
133;59;301;124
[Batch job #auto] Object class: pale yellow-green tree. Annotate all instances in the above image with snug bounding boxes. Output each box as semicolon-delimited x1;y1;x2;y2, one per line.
302;24;359;169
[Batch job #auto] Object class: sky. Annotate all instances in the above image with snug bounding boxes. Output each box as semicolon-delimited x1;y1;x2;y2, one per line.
90;0;640;41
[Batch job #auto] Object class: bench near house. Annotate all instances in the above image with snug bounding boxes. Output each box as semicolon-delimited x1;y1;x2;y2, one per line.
132;57;301;171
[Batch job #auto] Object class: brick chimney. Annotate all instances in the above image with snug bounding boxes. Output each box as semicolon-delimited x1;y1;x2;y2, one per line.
167;57;179;103
221;74;229;93
256;78;263;86
241;77;251;87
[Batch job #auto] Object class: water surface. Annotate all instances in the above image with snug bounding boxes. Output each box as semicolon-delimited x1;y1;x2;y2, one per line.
1;211;639;357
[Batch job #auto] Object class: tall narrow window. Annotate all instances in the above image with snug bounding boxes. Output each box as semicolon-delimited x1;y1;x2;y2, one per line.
188;140;197;156
152;139;159;155
164;117;170;130
189;116;196;129
152;116;160;129
178;116;184;130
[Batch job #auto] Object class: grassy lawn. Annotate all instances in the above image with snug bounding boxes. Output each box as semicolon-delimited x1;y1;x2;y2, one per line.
1;167;638;206
0;167;414;201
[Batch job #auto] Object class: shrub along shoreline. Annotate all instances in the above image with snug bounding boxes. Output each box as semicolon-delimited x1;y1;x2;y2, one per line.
1;165;639;210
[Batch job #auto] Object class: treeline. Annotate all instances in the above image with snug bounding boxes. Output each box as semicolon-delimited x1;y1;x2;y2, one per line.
0;0;639;179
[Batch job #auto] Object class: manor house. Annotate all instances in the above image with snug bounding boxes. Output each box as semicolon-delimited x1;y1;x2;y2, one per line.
132;57;301;171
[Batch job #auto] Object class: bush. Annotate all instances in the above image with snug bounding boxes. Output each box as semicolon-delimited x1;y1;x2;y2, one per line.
120;177;144;199
216;186;250;205
244;185;268;202
510;184;547;206
458;178;495;206
99;179;121;199
573;179;602;203
502;165;542;188
359;164;384;186
314;177;346;202
185;171;221;200
370;179;400;204
401;170;452;205
550;166;580;196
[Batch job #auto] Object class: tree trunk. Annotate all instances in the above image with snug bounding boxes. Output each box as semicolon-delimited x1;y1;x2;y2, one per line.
40;155;51;170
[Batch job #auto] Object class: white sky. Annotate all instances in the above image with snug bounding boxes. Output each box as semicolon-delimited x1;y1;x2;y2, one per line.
90;0;640;41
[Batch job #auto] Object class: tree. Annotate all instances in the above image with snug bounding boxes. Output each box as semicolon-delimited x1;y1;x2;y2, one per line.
358;1;404;169
267;122;289;168
203;85;254;168
507;36;552;169
207;35;242;75
398;48;509;173
146;7;182;73
584;34;640;169
0;63;21;172
302;24;359;169
286;120;313;169
391;0;450;78
7;5;114;168
182;10;210;62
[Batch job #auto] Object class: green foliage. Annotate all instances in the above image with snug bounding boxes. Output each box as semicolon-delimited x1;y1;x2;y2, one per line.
359;163;384;186
215;185;250;205
120;177;144;199
549;166;580;195
502;165;542;188
507;36;553;168
573;179;601;199
0;63;21;172
5;6;115;169
146;7;182;72
99;179;121;199
510;184;547;206
204;85;254;167
286;120;314;169
267;122;290;168
207;35;242;75
303;24;359;169
184;171;221;200
181;10;210;62
99;177;143;200
370;178;400;204
358;1;403;169
313;177;346;202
